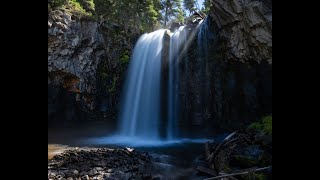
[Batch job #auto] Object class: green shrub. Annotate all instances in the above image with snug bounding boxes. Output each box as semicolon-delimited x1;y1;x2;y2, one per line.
68;0;88;14
248;122;262;132
119;50;130;66
48;0;94;16
120;54;130;65
261;116;272;135
248;115;272;135
108;77;117;94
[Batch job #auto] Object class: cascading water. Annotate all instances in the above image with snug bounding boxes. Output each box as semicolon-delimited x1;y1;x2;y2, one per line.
198;18;209;64
118;29;167;140
88;18;212;146
196;17;214;127
167;26;187;139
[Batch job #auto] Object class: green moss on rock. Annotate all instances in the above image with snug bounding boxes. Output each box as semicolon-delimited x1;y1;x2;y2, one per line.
120;54;130;64
119;50;130;72
108;77;117;94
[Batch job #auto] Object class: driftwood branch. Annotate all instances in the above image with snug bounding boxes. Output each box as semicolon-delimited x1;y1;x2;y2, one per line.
203;166;271;180
206;131;239;173
196;166;238;180
207;131;237;162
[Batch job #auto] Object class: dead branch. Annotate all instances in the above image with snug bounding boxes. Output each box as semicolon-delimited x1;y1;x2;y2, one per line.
206;131;237;162
196;166;239;180
207;131;241;173
205;131;256;174
203;166;271;180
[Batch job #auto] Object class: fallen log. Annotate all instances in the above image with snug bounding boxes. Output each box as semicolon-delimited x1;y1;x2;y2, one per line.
203;166;271;180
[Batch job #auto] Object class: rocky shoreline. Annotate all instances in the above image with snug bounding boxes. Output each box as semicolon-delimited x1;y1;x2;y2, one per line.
48;145;210;180
48;147;153;180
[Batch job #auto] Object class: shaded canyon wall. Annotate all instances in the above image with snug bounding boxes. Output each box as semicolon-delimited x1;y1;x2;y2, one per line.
176;0;272;135
48;9;138;126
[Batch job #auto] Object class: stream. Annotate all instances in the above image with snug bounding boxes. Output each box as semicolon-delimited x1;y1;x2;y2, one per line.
48;121;229;179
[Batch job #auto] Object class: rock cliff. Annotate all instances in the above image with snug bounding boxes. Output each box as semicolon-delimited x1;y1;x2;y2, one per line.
176;0;272;134
209;0;272;63
48;7;136;125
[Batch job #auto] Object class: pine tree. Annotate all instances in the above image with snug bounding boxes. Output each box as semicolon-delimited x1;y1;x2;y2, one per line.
202;0;212;14
183;0;196;15
173;0;185;23
143;0;160;31
162;0;185;27
94;0;164;32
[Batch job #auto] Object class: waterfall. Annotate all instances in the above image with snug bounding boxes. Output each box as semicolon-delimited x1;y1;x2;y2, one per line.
115;21;207;142
118;29;166;140
167;26;187;139
197;18;209;60
195;17;212;126
87;19;213;146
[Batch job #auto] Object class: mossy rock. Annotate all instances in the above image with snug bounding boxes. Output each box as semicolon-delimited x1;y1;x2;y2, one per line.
107;77;117;94
120;54;130;64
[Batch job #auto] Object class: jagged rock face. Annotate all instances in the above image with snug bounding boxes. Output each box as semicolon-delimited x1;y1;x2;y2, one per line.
209;0;272;63
48;10;105;96
48;9;134;125
175;0;272;135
